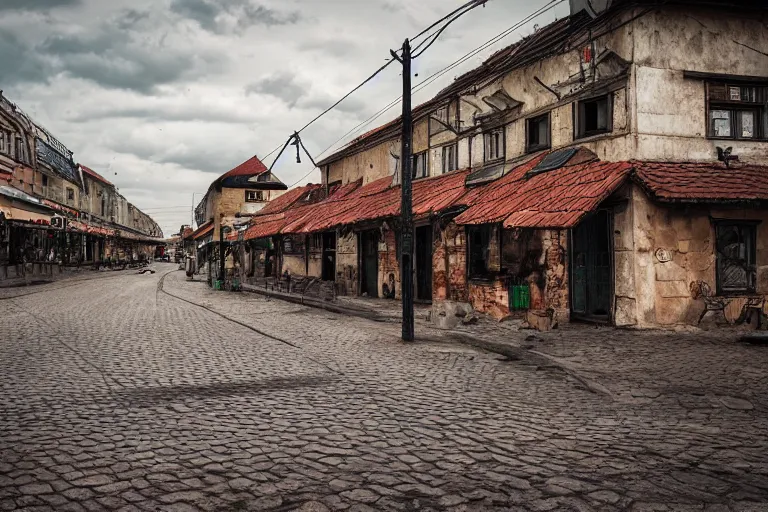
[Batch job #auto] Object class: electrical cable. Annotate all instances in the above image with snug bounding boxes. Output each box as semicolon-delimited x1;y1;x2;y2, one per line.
266;0;496;172
311;0;565;163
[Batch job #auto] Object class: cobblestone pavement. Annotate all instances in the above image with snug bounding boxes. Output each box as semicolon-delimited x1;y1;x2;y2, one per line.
1;264;767;511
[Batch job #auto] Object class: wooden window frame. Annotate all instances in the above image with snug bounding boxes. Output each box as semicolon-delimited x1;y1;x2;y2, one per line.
245;190;265;203
526;112;551;153
66;188;75;201
442;144;458;174
714;220;759;296
467;224;500;280
483;127;505;163
412;150;429;180
574;93;613;140
706;82;767;141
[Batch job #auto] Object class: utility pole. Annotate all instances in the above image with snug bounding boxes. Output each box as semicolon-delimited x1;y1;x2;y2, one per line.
391;39;414;342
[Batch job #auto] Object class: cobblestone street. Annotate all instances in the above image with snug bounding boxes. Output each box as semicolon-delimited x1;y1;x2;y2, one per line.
2;264;767;511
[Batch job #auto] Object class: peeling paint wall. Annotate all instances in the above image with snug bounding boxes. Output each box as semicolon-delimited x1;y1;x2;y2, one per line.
378;227;400;300
623;183;768;327
327;140;400;186
336;231;358;296
433;221;468;303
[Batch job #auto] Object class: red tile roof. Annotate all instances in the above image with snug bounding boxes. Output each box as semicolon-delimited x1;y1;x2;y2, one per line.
633;162;768;203
187;221;213;241
217;156;268;183
455;156;633;228
79;165;114;187
258;184;323;215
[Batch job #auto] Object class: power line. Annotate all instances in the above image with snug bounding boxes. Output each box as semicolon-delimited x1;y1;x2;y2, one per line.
310;0;564;166
267;0;495;178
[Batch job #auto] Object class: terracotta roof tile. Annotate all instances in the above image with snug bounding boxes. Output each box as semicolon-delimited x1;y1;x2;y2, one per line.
455;158;633;228
79;165;114;187
187;221;213;240
218;156;268;183
634;162;768;203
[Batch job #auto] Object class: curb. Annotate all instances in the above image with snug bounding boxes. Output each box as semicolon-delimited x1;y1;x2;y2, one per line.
241;284;389;322
239;282;613;399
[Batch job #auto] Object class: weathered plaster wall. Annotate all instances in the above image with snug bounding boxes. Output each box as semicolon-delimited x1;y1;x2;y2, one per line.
628;184;768;327
433;221;468;303
632;8;768;164
336;231;358;296
328;140;399;186
413;118;429;154
282;254;306;277
378;228;400;300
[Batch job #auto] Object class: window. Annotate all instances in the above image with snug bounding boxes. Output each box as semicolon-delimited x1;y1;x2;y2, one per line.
245;190;264;202
14;137;26;163
101;197;106;216
0;131;8;155
412;151;428;179
707;82;767;140
716;222;757;294
66;188;75;201
483;128;505;162
575;94;612;139
526;113;551;152
442;144;458;174
42;174;48;187
468;224;500;278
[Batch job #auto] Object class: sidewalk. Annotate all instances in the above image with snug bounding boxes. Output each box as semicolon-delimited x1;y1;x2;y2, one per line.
237;278;768;410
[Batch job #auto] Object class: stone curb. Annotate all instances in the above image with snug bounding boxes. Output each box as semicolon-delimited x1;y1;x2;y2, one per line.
241;282;613;399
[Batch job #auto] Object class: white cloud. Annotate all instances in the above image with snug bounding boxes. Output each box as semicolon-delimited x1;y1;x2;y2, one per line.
4;0;567;236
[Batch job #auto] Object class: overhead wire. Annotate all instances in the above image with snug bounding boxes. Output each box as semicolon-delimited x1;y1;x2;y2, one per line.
268;0;497;178
309;0;565;165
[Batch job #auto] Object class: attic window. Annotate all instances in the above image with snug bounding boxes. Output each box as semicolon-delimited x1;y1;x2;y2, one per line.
256;173;271;182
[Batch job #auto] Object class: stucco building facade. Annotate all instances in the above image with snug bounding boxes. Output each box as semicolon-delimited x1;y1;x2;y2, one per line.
235;0;768;330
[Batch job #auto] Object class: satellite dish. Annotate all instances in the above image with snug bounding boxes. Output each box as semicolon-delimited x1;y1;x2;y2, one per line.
569;0;613;18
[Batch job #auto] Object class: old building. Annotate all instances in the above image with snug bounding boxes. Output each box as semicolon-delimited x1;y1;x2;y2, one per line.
236;0;768;329
0;93;163;277
193;156;287;283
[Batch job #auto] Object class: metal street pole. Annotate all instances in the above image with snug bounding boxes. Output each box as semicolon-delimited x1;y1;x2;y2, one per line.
392;39;414;342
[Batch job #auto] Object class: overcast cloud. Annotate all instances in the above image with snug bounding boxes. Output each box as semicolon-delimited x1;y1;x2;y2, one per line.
1;0;566;237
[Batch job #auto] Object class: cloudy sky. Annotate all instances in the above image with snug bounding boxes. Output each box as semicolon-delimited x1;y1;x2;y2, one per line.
0;0;567;237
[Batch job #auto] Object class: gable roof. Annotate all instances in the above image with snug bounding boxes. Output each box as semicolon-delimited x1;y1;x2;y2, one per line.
79;164;114;187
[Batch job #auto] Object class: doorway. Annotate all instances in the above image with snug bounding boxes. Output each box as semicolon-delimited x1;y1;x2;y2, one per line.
322;232;336;281
360;230;379;297
571;209;613;322
415;225;433;302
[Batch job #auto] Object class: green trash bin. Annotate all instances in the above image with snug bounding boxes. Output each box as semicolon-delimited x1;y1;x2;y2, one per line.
214;280;223;290
511;285;530;311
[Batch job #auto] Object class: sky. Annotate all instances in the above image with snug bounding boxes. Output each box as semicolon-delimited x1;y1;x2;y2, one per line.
0;0;567;237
